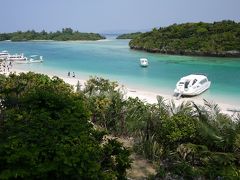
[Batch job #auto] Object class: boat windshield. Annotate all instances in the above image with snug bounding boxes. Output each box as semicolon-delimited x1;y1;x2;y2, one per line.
200;78;208;84
184;80;190;88
192;79;197;85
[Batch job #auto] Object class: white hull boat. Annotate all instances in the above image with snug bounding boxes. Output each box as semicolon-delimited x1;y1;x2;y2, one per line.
0;50;10;60
174;74;211;98
29;55;43;63
7;53;27;61
140;58;148;67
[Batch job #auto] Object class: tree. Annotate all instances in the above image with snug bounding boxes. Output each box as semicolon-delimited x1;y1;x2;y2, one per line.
0;72;131;179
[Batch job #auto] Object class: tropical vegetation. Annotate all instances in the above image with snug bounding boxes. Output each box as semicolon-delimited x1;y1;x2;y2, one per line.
0;73;239;179
75;76;240;179
0;73;130;179
116;32;142;39
129;20;240;57
0;28;105;41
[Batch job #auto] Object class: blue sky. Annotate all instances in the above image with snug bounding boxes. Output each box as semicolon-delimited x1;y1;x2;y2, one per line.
1;0;239;33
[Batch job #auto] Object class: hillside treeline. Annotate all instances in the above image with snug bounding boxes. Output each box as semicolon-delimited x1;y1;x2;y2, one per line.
116;32;142;39
0;28;105;41
129;20;240;57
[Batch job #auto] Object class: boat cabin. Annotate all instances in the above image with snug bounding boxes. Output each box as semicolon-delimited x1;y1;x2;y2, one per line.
140;58;148;67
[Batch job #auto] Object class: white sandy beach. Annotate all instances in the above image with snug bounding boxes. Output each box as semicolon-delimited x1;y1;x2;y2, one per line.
1;65;240;117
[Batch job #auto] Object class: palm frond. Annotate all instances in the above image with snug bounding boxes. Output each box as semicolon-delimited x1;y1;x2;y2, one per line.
167;100;193;116
203;99;221;118
192;101;209;123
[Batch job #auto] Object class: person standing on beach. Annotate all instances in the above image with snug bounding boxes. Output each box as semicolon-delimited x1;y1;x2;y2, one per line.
68;72;70;77
72;72;75;78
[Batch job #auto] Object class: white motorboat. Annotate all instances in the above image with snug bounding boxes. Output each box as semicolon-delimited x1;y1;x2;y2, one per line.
0;50;10;60
140;58;148;67
174;74;211;98
7;53;27;61
29;55;43;63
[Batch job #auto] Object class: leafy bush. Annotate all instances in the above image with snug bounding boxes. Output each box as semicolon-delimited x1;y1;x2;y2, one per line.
0;73;130;179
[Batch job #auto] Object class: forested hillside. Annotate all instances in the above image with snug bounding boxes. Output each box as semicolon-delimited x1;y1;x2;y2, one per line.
116;32;142;39
0;28;105;41
129;20;240;57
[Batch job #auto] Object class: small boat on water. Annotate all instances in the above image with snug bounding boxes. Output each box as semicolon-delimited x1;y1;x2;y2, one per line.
29;55;43;63
0;50;10;60
1;51;44;64
140;58;148;67
7;53;27;61
174;74;211;98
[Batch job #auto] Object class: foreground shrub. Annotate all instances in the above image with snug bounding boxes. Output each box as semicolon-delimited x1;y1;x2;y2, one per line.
0;73;131;179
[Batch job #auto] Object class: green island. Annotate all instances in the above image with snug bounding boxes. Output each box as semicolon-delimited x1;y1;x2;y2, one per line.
128;20;240;57
0;28;105;41
116;32;142;39
0;72;239;179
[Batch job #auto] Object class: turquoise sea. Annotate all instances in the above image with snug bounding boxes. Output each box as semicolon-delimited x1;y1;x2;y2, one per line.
1;37;240;106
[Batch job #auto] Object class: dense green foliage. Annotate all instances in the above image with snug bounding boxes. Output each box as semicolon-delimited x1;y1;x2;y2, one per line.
129;20;240;57
0;73;239;179
82;77;240;179
116;32;142;39
0;73;130;179
0;28;105;41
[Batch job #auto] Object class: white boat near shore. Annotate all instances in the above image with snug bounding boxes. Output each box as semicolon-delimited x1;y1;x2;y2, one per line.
174;74;211;98
0;50;10;60
7;53;27;61
29;55;43;63
1;51;44;64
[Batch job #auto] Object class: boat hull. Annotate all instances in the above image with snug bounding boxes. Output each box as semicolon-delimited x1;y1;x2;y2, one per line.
29;60;43;63
174;81;211;96
140;64;148;67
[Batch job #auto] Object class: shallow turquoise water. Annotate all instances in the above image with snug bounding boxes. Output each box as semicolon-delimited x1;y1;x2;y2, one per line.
1;39;240;105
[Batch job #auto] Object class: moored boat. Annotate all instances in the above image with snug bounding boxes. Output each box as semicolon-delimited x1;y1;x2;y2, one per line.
29;55;43;63
174;74;211;98
7;53;27;61
0;50;10;60
140;58;148;67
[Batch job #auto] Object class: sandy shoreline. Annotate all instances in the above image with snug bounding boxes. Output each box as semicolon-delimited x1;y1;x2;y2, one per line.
1;65;240;116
